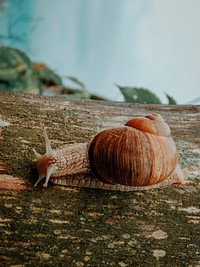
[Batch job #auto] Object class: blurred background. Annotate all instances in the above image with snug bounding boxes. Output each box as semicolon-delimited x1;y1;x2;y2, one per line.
0;0;200;104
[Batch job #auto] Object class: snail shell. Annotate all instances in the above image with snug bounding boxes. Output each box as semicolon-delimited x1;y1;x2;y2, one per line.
33;114;184;190
88;114;178;187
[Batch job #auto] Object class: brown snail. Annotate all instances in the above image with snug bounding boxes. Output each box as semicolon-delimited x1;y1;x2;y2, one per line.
33;114;185;191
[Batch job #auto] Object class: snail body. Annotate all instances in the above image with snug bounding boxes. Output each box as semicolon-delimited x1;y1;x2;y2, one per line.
33;114;185;191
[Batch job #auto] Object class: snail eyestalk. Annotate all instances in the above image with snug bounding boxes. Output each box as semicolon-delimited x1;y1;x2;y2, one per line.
41;123;55;157
32;148;41;159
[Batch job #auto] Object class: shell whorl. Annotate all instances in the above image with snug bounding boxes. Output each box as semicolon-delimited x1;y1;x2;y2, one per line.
125;113;171;136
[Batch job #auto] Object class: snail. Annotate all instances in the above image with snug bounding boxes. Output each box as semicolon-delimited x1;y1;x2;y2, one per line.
33;114;185;191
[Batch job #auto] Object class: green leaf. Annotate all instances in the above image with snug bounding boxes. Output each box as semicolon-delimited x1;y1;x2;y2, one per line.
67;76;86;90
117;85;161;104
165;93;177;105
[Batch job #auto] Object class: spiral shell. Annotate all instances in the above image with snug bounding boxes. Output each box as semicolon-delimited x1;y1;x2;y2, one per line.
88;114;178;187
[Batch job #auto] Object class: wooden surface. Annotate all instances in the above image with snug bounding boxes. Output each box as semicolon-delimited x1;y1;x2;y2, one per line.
0;92;200;267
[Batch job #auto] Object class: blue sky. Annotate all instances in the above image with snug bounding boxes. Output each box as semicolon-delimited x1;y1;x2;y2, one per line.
1;0;200;103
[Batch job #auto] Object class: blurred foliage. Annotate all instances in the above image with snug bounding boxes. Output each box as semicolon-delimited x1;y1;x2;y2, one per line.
33;63;63;94
0;46;94;98
63;76;91;99
0;46;107;99
0;46;37;92
67;76;86;90
118;85;177;105
165;93;177;105
0;46;178;104
34;63;62;87
117;85;161;104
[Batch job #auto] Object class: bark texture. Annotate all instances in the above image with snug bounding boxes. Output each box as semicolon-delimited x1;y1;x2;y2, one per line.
0;92;200;266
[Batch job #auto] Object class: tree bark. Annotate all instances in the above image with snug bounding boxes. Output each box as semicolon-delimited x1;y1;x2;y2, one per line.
0;92;200;266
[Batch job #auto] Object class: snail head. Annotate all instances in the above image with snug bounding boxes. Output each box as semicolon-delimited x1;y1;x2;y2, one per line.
33;124;57;187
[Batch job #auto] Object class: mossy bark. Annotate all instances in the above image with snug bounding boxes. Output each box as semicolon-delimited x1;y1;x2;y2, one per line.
0;92;200;266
